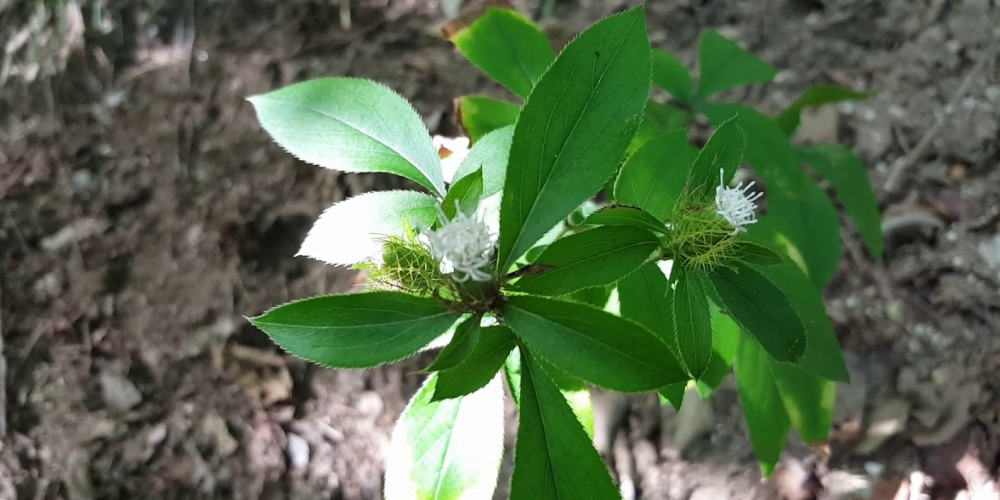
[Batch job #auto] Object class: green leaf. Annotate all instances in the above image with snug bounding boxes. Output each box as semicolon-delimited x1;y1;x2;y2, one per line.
453;125;514;199
249;78;445;196
298;190;438;266
567;285;614;309
652;49;694;103
614;130;698;220
449;8;554;99
695;31;777;99
537;356;595;437
701;103;842;287
424;314;482;372
434;326;517;401
510;226;660;296
707;261;806;363
509;351;619;500
729;241;783;267
696;303;740;398
497;7;652;273
688;117;745;195
251;292;459;369
503;294;686;392
797;143;884;261
734;337;790;476
671;267;714;378
504;347;523;407
583;206;668;235
456;96;520;143
385;373;504;500
658;384;686;410
738;237;849;382
771;363;836;443
617;262;675;346
628;101;689;155
776;85;873;136
441;168;484;221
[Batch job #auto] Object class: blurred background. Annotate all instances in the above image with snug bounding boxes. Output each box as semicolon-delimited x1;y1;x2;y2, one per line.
1;0;999;498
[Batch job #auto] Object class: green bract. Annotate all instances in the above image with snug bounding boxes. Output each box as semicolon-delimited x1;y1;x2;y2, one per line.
248;5;878;497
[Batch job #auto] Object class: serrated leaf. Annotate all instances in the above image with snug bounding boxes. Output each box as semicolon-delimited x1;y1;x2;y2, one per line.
701;103;842;287
503;294;686;392
298;190;438;266
497;7;652;273
251;292;459;369
385;373;504;500
671;267;713;378
450;8;554;99
441;168;484;221
567;284;614;309
729;241;783;267
735;337;790;476
707;262;806;363
453;125;514;199
509;351;619;500
776;85;874;136
536;355;594;437
695;302;739;398
652;49;694;103
688;117;745;195
770;363;836;442
739;235;850;382
456;96;520;143
797;143;883;261
510;226;660;296
434;326;517;401
695;31;777;99
583;206;668;235
628;101;689;155
424;314;482;372
614;130;698;220
249;78;444;196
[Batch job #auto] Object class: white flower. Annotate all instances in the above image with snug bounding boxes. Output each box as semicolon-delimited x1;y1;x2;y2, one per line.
715;169;763;235
424;208;494;282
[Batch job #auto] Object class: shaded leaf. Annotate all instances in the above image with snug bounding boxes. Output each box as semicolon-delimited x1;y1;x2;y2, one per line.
251;292;459;369
509;351;619;500
688;116;745;195
441;168;484;221
503;294;686;392
707;262;806;363
776;85;874;136
249;78;444;196
628;101;689;155
385;373;505;500
456;96;520;143
671;267;714;378
497;7;651;273
583;206;668;235
797;143;883;261
696;31;777;99
434;326;517;401
771;363;836;442
735;337;790;476
424;314;482;372
450;7;554;98
510;226;660;296
614;130;697;220
729;241;783;267
695;303;740;398
298;190;439;266
652;49;694;103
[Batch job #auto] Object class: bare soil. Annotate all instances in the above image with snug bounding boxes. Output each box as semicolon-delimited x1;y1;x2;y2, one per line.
1;0;999;499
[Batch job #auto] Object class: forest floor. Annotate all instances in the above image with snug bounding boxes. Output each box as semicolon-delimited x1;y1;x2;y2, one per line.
2;0;1000;499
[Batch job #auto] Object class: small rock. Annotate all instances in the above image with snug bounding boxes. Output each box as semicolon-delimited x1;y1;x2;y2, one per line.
977;234;1000;270
354;391;384;417
41;218;109;251
286;433;310;470
99;372;142;412
690;486;728;500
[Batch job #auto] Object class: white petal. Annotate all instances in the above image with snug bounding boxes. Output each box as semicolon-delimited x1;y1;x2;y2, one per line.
298;190;438;266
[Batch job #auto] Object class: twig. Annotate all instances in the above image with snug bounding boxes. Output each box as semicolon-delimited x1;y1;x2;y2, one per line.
884;37;996;194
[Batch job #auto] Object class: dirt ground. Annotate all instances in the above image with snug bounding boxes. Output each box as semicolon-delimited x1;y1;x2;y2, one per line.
1;0;999;499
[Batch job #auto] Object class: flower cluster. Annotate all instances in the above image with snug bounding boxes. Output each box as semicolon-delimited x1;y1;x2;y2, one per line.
714;169;762;235
424;209;494;283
